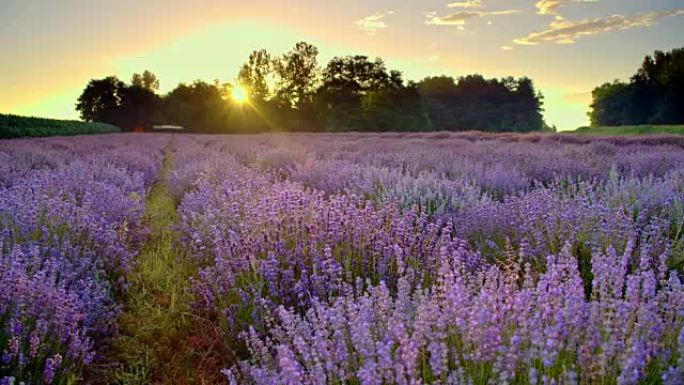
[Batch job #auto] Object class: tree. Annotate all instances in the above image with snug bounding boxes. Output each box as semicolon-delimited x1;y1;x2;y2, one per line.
589;81;634;126
163;80;224;132
317;56;429;131
417;75;545;132
418;76;459;96
162;80;250;133
238;50;273;103
274;42;320;109
365;81;431;132
418;76;461;130
511;77;545;132
321;56;401;95
76;74;162;130
75;46;555;133
76;76;127;126
131;70;160;92
589;47;684;126
117;85;160;129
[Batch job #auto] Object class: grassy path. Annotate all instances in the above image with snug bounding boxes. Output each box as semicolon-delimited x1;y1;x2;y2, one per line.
110;142;228;385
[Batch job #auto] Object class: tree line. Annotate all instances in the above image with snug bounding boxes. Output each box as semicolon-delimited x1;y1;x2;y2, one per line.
76;42;550;133
590;47;684;127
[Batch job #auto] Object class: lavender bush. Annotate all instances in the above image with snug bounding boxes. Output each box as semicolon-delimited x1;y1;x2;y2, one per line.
226;243;683;384
4;132;684;384
173;133;684;384
0;134;165;384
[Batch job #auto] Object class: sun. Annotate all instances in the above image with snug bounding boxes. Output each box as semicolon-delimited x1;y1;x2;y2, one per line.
231;85;249;103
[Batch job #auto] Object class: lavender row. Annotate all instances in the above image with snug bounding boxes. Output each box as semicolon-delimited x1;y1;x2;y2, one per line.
241;134;684;265
174;145;474;323
0;134;167;384
228;242;684;384
171;133;684;383
213;133;684;192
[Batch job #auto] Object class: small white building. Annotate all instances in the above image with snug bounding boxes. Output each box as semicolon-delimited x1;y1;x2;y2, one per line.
152;125;184;131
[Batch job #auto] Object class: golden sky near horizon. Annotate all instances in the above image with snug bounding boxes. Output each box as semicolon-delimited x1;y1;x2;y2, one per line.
2;0;684;130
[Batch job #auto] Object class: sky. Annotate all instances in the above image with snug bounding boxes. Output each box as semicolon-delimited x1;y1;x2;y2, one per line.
1;0;684;130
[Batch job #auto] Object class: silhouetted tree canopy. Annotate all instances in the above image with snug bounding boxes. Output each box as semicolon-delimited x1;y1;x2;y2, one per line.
274;42;319;110
418;75;546;132
131;70;160;92
76;72;160;130
238;49;273;104
316;56;430;131
590;47;684;126
76;76;127;125
76;43;551;133
118;85;159;129
162;80;232;133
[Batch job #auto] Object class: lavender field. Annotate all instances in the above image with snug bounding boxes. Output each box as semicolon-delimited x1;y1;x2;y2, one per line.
2;132;684;384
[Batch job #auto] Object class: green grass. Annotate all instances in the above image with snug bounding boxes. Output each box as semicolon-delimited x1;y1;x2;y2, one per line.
571;124;684;136
108;143;230;385
0;114;120;139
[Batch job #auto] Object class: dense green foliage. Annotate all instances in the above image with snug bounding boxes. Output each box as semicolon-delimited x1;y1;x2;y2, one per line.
76;76;160;130
590;47;684;126
159;80;232;133
573;124;684;136
317;56;431;132
76;42;547;133
418;75;548;132
0;113;120;138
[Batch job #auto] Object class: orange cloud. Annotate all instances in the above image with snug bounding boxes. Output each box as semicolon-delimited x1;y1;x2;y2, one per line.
426;9;520;26
515;8;684;45
447;1;483;9
355;11;394;35
535;0;599;16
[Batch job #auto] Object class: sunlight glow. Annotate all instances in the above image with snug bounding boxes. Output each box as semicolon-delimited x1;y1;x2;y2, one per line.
231;85;249;103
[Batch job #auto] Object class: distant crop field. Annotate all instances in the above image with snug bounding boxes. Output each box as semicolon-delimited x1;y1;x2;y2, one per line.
571;124;684;136
0;113;120;138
